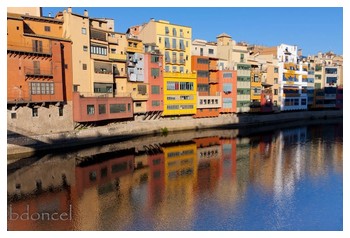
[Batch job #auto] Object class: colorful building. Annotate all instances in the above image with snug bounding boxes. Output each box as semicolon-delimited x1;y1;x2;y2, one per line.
144;43;164;119
7;9;74;134
162;72;197;116
217;33;251;112
191;55;221;118
56;8;134;123
218;70;237;114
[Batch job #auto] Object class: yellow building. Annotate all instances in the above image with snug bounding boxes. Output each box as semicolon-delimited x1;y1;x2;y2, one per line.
163;72;197;116
131;19;196;116
137;19;192;74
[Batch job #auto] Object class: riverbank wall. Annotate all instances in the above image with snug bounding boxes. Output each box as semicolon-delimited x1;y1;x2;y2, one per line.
7;110;343;159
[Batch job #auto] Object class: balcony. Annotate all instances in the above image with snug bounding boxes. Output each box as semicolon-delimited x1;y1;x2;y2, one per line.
110;53;126;61
93;70;113;82
8;42;51;56
197;93;221;109
24;67;53;78
91;29;107;42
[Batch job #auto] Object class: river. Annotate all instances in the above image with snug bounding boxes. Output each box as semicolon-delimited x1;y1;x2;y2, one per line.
7;119;343;231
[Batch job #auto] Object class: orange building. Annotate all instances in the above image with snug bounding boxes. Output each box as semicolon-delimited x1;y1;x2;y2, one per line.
7;11;74;133
192;56;221;118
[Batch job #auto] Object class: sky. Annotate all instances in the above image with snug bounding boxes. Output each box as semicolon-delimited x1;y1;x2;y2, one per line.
42;7;343;56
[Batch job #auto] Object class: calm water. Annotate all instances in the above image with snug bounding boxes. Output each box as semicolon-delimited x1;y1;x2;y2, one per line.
7;121;343;231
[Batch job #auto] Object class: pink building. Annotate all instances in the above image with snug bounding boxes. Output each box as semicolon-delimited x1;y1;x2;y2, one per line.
144;43;164;119
218;70;237;113
73;92;133;122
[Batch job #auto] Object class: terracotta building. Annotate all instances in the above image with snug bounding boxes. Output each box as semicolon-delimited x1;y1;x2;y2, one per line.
7;9;74;134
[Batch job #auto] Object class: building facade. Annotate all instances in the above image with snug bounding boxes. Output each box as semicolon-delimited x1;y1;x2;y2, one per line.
7;11;74;134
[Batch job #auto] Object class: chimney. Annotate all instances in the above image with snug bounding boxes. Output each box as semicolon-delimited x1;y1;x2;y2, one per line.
68;7;72;13
84;9;88;17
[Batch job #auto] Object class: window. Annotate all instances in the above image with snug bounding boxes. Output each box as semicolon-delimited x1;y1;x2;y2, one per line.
83;45;88;51
98;104;106;114
223;72;233;78
165;26;169;34
90;45;107;56
240;53;244;62
138;85;147;95
223;98;233;108
33;61;40;74
44;26;51;32
151;55;159;63
59;106;63;116
87;105;95;115
152;100;160;107
73;85;79;92
135;102;142;107
94;83;113;93
172;38;177;49
165;38;170;48
179;39;185;50
301;99;307;105
151;68;160;77
110;104;126;113
32;40;43;53
151;85;160;94
274;89;278;95
111;48;116;54
101;167;108;178
223;83;232;92
11;112;17;119
274;78;278;84
89;171;97;181
197;70;209;78
165;51;170;62
208;49;214;55
83;64;87;70
159;37;162;43
31;82;54;95
173;28;177;36
197;58;209;64
82;27;87;34
274;67;279;73
32;108;38;117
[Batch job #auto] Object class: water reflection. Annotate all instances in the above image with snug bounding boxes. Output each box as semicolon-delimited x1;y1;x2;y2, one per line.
7;121;343;231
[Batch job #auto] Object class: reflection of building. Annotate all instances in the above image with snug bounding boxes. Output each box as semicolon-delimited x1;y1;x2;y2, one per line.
155;142;197;230
193;137;222;191
146;147;166;206
7;155;75;231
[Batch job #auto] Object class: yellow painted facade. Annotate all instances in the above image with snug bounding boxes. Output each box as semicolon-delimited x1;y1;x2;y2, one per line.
138;19;192;74
163;72;197;116
162;143;198;187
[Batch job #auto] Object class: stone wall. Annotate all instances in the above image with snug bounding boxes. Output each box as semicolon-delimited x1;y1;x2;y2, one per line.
7;110;342;158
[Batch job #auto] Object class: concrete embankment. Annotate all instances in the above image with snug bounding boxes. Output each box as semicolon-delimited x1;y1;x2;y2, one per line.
7;110;342;159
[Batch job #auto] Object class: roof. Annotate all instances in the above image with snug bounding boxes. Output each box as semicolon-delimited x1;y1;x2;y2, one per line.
216;33;231;38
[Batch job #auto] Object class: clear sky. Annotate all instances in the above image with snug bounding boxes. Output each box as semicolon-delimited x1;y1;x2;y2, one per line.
42;7;343;56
